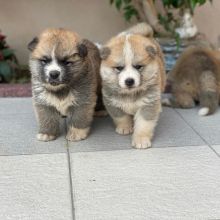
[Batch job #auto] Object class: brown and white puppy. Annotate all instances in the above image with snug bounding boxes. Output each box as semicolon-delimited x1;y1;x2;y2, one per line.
163;47;220;116
28;28;100;141
100;31;166;149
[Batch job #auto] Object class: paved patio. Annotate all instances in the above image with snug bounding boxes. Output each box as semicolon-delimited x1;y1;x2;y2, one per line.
0;97;220;220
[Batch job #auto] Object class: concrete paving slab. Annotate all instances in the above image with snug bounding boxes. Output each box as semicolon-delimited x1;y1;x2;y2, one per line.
176;107;220;145
70;146;220;220
0;98;33;115
0;153;72;220
0;113;67;155
69;108;204;152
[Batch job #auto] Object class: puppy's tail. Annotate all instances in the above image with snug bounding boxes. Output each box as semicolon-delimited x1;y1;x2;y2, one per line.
198;71;219;116
198;91;219;116
119;22;154;37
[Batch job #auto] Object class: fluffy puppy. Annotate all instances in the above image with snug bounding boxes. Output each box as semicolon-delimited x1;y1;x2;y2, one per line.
28;28;100;141
164;47;220;116
100;32;166;149
119;22;154;37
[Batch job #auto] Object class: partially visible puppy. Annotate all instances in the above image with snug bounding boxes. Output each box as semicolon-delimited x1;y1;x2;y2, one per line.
119;22;154;37
28;28;100;141
100;24;166;149
163;47;220;116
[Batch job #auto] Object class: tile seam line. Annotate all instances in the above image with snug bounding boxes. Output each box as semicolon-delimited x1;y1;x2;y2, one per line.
0;113;34;115
67;144;76;220
69;144;208;154
174;109;220;158
0;152;67;157
65;119;76;220
0;143;210;157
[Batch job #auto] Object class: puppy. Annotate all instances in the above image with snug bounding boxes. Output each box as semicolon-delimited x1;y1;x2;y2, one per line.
28;28;100;141
119;22;154;37
163;47;220;116
100;26;166;149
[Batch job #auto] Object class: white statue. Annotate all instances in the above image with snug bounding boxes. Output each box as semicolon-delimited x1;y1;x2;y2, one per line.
175;10;198;39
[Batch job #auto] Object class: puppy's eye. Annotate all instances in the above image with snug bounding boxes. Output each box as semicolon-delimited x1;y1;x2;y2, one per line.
114;66;124;72
39;57;50;65
133;65;144;71
63;60;74;66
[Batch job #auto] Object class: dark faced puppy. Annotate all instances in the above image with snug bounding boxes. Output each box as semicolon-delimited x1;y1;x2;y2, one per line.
28;28;100;141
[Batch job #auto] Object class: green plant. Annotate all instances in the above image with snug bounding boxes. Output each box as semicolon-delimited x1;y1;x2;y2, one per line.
109;0;212;37
158;0;212;35
0;31;18;82
162;0;212;15
110;0;139;21
12;64;30;83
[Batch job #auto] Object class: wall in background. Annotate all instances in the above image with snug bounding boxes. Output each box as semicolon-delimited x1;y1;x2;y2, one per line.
194;0;220;46
0;0;219;65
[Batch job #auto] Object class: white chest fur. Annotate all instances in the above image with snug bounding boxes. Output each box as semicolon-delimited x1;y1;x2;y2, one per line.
111;97;151;115
38;91;77;116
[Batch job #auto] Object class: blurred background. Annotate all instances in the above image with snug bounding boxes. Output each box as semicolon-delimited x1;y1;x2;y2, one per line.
0;0;219;95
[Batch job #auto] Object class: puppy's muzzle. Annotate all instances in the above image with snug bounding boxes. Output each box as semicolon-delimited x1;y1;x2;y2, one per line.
49;70;60;79
48;70;61;85
125;78;135;88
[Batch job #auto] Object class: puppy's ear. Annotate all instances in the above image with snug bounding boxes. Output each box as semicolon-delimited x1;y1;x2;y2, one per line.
146;46;157;58
77;43;88;58
100;47;111;60
28;37;39;51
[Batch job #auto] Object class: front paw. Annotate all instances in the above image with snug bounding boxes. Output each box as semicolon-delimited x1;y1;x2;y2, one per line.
37;133;56;142
66;127;90;141
132;135;152;149
116;125;133;135
161;98;172;106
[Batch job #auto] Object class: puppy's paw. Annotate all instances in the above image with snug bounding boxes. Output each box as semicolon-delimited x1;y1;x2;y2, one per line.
37;133;56;142
66;127;90;141
161;98;171;106
132;135;152;149
116;125;133;135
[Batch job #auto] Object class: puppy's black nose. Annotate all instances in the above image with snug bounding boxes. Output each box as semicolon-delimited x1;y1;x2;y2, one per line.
125;78;135;87
49;70;60;79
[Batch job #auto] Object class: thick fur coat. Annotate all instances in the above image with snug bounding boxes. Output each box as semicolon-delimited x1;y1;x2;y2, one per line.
165;47;220;116
29;28;100;141
100;24;166;149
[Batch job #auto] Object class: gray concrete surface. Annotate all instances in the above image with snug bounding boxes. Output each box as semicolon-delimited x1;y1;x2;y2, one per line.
0;98;220;220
